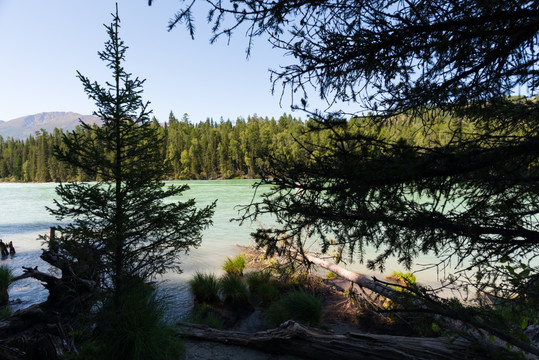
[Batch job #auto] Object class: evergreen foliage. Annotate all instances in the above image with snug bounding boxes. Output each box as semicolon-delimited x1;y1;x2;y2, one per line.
0;113;309;181
47;7;215;309
172;0;539;299
164;0;539;353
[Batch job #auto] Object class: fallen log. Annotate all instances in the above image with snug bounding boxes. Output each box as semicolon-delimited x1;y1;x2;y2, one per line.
303;252;539;358
1;246;99;359
177;320;487;360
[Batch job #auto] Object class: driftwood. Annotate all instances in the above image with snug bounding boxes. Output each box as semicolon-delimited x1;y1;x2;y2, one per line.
0;245;98;360
177;320;488;360
303;253;539;358
0;304;77;360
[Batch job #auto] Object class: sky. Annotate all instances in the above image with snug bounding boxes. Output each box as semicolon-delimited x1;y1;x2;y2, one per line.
0;1;344;124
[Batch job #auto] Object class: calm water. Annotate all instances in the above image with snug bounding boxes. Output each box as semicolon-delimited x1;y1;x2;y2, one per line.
0;180;443;319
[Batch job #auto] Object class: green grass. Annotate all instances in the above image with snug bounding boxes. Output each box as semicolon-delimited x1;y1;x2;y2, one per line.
78;278;184;360
189;272;220;304
246;271;280;306
265;289;322;327
222;253;246;276
256;282;280;306
183;303;223;329
245;271;271;291
219;273;249;304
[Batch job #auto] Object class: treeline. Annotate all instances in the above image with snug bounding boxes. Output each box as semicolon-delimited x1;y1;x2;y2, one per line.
0;110;475;183
0;112;317;182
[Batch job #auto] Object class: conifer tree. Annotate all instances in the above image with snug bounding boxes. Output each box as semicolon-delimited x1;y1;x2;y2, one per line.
49;6;215;304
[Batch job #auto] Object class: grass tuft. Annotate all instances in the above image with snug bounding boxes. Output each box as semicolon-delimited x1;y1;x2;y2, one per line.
77;278;184;360
265;289;322;327
219;273;249;304
222;253;246;276
189;272;220;304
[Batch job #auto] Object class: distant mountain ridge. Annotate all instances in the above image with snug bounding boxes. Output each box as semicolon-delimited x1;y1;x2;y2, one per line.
0;112;101;140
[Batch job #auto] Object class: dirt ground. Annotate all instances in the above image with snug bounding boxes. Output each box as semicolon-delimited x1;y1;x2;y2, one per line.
182;339;305;360
179;276;372;360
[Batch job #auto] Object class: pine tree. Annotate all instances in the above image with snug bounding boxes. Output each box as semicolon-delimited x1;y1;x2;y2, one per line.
49;7;215;304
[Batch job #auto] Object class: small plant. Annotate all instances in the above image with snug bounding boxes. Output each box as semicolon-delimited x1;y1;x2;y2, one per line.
246;271;280;306
222;253;246;276
183;303;223;329
78;278;185;360
325;271;338;279
387;271;417;287
265;289;322;327
219;273;249;304
189;272;220;304
257;282;280;306
246;271;271;291
0;266;11;306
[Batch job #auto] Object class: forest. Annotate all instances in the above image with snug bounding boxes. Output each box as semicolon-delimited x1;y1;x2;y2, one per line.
0;109;474;183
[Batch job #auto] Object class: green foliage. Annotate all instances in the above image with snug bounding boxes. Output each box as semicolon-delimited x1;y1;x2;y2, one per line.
245;271;271;291
265;289;322;327
48;9;215;306
246;271;280;306
325;271;338;279
182;303;223;329
222;253;246;276
256;282;280;306
189;272;220;304
0;114;310;182
77;278;184;360
219;273;249;304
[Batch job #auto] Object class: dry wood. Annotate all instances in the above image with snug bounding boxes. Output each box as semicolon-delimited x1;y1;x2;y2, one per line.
177;320;487;360
303;252;539;358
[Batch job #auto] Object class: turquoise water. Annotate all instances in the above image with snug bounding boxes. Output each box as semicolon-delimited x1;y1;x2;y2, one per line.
0;180;271;317
0;179;443;318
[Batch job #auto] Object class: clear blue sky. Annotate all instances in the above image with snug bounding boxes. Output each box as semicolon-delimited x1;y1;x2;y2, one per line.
0;1;345;123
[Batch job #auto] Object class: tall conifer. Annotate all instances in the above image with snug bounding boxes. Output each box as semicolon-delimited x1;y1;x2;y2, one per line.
49;6;215;304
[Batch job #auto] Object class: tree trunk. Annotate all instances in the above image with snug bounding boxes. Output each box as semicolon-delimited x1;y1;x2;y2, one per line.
303;253;539;358
177;320;488;360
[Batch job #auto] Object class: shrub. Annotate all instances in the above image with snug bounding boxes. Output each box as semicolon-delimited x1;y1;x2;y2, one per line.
245;271;271;292
78;278;184;360
219;273;249;304
222;253;246;276
265;289;322;327
189;272;220;304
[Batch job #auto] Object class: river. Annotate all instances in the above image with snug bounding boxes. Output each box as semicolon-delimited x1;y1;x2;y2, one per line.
0;179;442;320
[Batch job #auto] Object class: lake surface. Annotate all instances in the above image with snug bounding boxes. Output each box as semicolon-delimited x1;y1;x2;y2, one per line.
0;180;443;319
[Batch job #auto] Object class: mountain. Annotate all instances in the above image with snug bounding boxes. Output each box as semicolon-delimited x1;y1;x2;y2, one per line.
0;112;101;140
